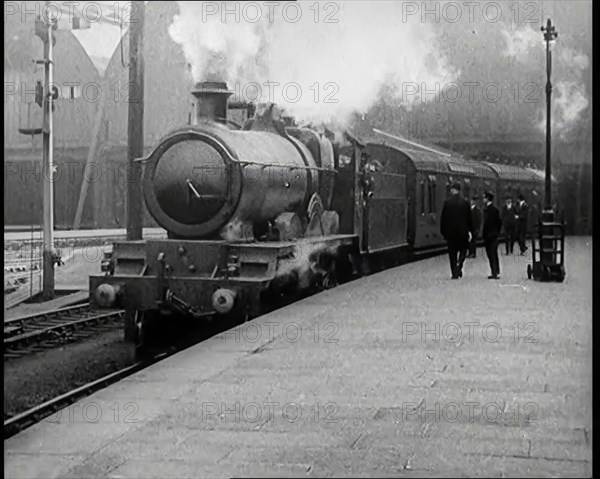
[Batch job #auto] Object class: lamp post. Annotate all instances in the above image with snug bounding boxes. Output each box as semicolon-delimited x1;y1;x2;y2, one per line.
541;18;557;220
526;18;565;282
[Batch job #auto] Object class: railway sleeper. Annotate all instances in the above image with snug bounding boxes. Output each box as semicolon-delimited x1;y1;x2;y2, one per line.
4;312;124;349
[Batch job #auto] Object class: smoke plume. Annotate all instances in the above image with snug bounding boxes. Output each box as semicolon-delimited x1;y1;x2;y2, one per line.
501;25;540;64
539;47;590;139
276;240;339;291
169;2;456;126
502;26;590;139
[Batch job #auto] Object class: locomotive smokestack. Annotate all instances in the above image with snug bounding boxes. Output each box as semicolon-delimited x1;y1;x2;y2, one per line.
191;81;233;124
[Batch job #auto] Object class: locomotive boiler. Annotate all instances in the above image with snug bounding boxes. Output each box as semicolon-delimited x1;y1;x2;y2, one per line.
145;82;338;241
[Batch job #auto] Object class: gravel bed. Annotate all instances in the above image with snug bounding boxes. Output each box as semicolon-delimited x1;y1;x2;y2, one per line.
4;329;136;419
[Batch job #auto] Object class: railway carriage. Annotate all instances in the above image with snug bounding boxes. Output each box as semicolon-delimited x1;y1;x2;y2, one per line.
482;163;553;231
357;135;546;251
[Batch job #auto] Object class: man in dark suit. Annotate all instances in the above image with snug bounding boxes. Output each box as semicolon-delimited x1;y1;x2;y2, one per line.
482;191;502;279
467;196;482;258
440;182;473;279
516;194;529;255
501;197;517;255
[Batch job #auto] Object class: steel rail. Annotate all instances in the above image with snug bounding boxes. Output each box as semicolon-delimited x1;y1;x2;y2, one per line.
4;350;170;439
4;303;125;358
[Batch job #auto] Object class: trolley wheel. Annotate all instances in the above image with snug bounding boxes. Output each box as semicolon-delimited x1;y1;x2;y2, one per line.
527;264;532;280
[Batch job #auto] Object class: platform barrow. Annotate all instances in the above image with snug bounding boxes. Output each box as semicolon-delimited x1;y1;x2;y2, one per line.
527;219;566;282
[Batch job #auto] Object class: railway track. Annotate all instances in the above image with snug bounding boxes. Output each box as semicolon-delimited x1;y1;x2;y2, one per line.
4;350;171;439
4;303;125;360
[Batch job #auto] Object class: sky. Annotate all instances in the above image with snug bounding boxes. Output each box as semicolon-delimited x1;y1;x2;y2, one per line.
70;1;131;72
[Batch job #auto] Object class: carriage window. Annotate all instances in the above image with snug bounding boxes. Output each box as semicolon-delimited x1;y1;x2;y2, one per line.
463;178;471;200
483;181;491;196
428;175;437;213
420;180;426;215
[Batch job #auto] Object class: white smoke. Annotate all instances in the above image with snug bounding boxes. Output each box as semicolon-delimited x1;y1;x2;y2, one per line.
276;240;338;290
169;5;265;83
501;25;540;64
169;1;457;126
502;26;590;139
538;47;590;139
220;218;250;242
542;81;589;139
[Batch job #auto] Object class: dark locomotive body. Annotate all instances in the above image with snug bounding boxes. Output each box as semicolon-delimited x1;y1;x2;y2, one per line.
89;81;550;347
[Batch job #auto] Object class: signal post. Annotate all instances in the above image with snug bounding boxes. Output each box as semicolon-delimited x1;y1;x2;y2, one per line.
35;12;57;300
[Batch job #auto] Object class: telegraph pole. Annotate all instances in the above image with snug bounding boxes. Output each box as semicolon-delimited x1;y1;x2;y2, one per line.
126;1;145;240
541;18;558;220
35;10;57;300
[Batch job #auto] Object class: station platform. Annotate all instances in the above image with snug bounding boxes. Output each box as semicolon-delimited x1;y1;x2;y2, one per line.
4;237;592;478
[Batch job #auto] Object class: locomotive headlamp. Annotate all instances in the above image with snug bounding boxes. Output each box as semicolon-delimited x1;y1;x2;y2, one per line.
95;283;121;308
212;288;237;314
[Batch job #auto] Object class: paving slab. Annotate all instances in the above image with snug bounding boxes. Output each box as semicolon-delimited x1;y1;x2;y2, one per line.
4;238;592;478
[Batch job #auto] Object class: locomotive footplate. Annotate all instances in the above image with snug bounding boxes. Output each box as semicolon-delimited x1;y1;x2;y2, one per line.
89;234;357;324
90;275;268;316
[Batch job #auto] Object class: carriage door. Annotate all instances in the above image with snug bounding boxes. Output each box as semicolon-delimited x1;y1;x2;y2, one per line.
364;168;408;252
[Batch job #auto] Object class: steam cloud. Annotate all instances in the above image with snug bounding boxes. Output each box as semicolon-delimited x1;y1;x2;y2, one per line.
169;2;457;127
276;240;339;290
502;26;590;139
501;25;540;64
540;47;590;139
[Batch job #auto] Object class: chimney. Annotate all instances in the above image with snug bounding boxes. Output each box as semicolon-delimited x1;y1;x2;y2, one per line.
191;81;233;124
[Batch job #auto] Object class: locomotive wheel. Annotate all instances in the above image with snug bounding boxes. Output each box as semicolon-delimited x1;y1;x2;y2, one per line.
335;253;356;284
221;307;250;327
135;310;171;359
320;269;338;290
124;309;139;343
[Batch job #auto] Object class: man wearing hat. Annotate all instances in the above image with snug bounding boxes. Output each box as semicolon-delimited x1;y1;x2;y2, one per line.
440;182;474;279
516;193;529;255
482;191;503;279
501;196;517;254
467;195;483;258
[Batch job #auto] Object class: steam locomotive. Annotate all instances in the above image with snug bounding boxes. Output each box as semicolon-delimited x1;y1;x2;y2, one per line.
89;81;550;348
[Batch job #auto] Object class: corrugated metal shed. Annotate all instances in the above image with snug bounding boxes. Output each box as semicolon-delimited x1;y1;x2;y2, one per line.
4;3;100;149
5;3;102;227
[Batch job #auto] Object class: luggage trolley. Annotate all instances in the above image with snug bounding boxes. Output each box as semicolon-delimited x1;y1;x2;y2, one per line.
527;219;566;282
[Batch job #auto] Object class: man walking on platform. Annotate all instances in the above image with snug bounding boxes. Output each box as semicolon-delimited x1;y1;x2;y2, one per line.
482;191;502;279
501;197;517;255
441;182;473;279
467;195;482;258
516;194;529;255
